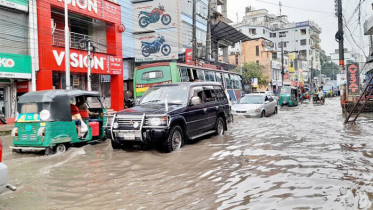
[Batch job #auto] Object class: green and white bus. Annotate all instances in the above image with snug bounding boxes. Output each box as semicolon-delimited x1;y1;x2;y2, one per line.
134;62;244;101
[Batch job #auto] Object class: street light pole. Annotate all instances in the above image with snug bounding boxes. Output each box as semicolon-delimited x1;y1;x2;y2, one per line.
87;40;92;91
64;0;71;90
281;41;284;86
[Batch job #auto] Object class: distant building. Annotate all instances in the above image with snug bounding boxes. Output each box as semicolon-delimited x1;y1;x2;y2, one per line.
232;6;322;82
330;48;366;66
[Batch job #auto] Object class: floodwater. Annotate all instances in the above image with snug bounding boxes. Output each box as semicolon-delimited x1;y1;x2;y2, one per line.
1;98;373;210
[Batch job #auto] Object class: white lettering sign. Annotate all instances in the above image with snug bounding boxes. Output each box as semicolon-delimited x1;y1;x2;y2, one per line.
0;57;15;68
57;0;98;14
53;50;105;70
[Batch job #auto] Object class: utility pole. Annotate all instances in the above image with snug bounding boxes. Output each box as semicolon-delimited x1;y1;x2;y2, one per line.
87;40;92;91
205;0;211;62
311;57;314;89
281;41;284;86
64;0;71;90
192;0;197;62
337;0;344;71
239;40;242;75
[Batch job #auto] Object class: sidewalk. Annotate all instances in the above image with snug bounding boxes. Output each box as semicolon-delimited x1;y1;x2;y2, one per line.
0;123;14;136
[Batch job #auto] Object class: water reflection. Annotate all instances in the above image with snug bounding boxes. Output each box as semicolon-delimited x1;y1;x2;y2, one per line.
0;98;373;209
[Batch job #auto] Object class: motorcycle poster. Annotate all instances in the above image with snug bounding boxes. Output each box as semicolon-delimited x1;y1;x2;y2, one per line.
134;29;178;62
133;0;178;33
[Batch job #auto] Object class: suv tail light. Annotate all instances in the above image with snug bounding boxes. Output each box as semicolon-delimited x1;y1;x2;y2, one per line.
0;140;2;162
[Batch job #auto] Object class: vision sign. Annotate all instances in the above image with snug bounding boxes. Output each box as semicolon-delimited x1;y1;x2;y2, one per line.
347;63;360;95
57;0;98;14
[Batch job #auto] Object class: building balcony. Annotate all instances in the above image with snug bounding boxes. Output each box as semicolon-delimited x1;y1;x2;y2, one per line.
310;33;321;42
309;21;322;33
311;43;321;51
52;29;107;53
364;14;373;35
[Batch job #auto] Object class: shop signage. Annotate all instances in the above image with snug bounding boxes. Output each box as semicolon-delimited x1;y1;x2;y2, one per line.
251;78;259;88
0;52;31;79
289;53;295;73
0;0;28;12
53;50;105;70
347;63;360;95
57;0;98;14
185;49;193;63
296;21;309;28
16;81;29;93
272;61;281;69
48;49;122;75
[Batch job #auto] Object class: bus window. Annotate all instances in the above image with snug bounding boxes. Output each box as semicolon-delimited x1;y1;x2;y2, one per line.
204;70;209;81
179;68;189;82
197;69;205;82
237;75;243;90
208;71;215;81
142;71;164;80
188;68;194;81
224;74;232;89
215;73;223;85
232;75;240;89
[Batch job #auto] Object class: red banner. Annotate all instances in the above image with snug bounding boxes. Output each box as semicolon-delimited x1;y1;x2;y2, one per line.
185;49;193;63
16;81;29;93
347;63;360;95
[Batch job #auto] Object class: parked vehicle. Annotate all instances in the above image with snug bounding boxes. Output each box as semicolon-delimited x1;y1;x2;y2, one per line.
141;35;171;57
231;93;278;117
10;90;107;155
0;140;7;194
108;82;230;153
278;86;299;107
138;4;171;28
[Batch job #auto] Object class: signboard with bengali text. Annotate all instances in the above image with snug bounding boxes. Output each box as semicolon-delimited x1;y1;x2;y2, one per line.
347;63;360;95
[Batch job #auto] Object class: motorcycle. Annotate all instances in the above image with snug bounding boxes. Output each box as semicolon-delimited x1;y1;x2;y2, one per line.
141;35;171;57
138;4;171;28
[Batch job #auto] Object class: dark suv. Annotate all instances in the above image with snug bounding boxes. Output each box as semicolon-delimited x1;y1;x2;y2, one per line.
108;82;231;153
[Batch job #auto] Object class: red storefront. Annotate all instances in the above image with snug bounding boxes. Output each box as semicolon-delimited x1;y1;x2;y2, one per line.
37;0;124;110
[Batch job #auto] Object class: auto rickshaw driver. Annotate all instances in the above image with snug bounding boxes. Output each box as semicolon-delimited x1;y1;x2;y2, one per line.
76;96;99;121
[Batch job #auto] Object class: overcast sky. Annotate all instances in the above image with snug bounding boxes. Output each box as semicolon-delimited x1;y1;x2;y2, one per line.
227;0;372;57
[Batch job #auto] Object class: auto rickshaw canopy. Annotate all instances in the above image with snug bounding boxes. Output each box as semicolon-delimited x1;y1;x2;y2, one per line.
17;90;100;122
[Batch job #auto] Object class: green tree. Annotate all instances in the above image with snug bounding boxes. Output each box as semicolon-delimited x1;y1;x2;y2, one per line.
321;62;340;80
234;62;267;86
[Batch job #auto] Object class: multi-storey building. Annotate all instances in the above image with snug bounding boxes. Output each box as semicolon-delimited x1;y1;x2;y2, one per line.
37;0;124;110
232;6;322;82
0;0;37;121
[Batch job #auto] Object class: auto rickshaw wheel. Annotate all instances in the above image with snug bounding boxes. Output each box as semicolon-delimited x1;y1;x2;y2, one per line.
55;144;67;154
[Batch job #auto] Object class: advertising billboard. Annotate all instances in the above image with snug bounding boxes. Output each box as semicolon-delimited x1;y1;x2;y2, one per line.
347;63;360;95
133;0;178;33
0;52;31;79
134;29;178;62
288;53;295;73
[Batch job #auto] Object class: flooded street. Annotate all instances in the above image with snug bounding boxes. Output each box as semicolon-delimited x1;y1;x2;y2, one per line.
1;98;373;210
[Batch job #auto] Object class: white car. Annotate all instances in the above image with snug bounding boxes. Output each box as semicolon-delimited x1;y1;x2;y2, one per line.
0;139;8;194
232;93;278;118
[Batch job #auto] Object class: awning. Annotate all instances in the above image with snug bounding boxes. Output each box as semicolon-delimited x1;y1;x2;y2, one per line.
211;21;250;45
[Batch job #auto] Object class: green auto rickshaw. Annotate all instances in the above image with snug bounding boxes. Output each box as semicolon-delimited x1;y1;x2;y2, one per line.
10;90;107;155
278;86;299;107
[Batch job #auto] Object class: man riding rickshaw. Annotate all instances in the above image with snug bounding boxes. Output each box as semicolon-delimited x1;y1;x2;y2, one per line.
313;87;325;105
10;90;107;155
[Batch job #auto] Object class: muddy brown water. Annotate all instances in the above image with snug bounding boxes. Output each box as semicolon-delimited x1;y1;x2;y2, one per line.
0;98;373;210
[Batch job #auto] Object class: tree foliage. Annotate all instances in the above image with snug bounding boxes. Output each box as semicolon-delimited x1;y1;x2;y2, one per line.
321;62;340;80
234;62;267;86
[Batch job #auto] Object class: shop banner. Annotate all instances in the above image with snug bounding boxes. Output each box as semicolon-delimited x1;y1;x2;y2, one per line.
134;29;178;62
251;78;259;88
185;49;193;63
347;63;360;95
45;48;122;75
16;81;29;93
289;53;295;73
133;0;178;33
0;0;28;12
0;52;31;79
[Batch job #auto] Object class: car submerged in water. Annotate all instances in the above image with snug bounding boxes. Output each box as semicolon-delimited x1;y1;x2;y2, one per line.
107;82;231;153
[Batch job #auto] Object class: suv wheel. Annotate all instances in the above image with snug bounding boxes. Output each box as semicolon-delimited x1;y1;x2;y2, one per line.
111;139;122;150
162;125;183;153
215;117;225;135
